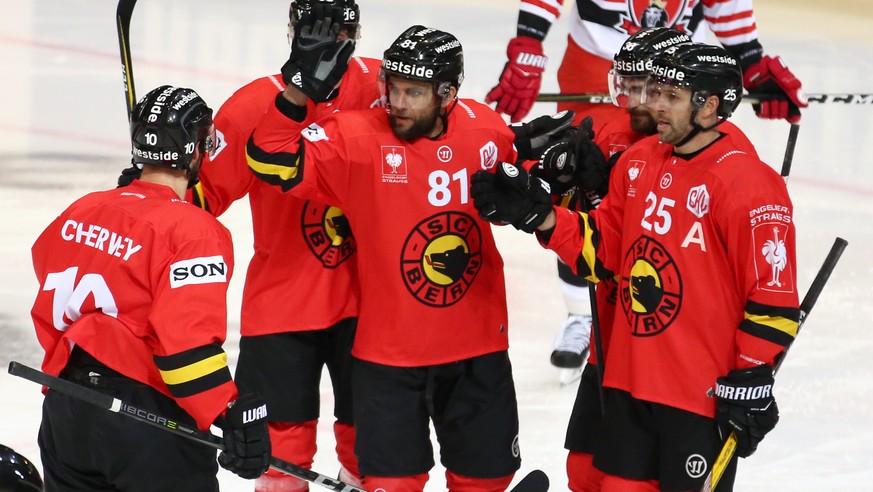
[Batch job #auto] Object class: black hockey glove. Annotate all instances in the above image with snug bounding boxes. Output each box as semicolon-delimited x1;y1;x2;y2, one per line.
116;162;141;188
715;365;779;458
281;2;354;102
510;110;575;162
471;163;553;233
538;116;610;203
217;393;271;479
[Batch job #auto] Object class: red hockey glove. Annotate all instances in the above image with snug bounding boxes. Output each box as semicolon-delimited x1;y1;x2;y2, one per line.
486;36;547;122
743;55;808;124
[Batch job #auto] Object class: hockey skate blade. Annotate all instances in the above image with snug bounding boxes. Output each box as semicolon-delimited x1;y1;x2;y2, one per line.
558;367;584;386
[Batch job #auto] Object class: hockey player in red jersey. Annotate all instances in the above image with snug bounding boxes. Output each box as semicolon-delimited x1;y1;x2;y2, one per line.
488;0;808;126
473;44;799;490
530;27;762;491
184;2;377;489
491;0;807;391
32;86;271;490
247;21;524;491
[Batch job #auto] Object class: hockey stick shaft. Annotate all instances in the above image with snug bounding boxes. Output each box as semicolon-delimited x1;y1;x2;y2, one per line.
702;236;848;491
7;361;365;492
116;0;137;120
780;123;800;179
535;92;873;105
588;284;606;415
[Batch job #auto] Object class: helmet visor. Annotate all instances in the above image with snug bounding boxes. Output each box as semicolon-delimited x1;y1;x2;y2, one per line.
641;78;691;107
608;69;648;108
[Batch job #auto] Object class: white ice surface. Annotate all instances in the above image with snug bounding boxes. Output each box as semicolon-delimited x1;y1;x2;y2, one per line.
1;1;872;490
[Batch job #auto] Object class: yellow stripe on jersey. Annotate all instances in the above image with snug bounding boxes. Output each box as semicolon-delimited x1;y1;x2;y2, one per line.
159;352;228;386
579;211;602;283
745;312;799;339
191;182;207;211
246;152;300;182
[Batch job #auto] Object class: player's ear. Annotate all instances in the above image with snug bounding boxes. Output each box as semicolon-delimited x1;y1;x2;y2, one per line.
440;86;458;108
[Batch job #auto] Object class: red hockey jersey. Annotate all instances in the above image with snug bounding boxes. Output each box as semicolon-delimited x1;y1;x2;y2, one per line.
544;133;799;417
190;57;382;335
32;180;237;430
248;100;517;366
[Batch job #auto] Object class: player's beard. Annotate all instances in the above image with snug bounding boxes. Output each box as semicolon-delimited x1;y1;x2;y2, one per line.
629;106;657;135
390;105;441;141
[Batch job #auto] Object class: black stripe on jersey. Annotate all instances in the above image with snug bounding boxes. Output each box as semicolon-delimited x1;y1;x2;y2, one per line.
246;133;306;193
740;300;800;348
154;343;233;399
518;11;552;41
191;182;210;212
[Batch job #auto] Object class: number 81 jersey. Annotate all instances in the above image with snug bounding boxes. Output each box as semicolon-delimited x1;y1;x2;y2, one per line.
248;99;518;367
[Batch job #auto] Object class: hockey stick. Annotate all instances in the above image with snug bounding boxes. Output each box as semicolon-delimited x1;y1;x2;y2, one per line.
116;0;137;120
780;123;800;178
7;361;365;492
536;92;873;105
700;236;849;492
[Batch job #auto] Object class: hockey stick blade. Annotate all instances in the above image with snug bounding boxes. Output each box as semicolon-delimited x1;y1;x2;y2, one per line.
7;361;365;492
701;236;848;491
535;92;873;105
510;469;549;492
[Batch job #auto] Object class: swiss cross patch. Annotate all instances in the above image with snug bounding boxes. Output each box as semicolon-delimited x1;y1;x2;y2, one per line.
751;223;794;293
382;146;408;183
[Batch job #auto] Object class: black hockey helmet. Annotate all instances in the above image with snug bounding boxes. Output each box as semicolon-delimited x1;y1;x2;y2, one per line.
0;445;43;492
381;25;464;96
290;0;360;40
609;27;691;107
130;85;215;171
646;42;743;119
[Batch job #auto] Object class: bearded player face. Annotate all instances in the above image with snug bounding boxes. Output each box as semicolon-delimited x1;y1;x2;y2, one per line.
624;77;657;135
387;77;444;141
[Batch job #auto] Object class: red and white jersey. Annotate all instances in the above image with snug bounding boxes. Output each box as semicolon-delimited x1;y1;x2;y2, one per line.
519;0;760;59
248;100;517;366
32;180;237;430
545;133;799;417
190;56;382;336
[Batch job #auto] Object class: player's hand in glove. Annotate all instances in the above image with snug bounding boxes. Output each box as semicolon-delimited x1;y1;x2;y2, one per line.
715;365;779;458
471;163;553;233
743;55;807;123
486;36;547;122
217;393;271;479
537;116;610;201
511;110;575;163
117;162;141;188
282;1;354;102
